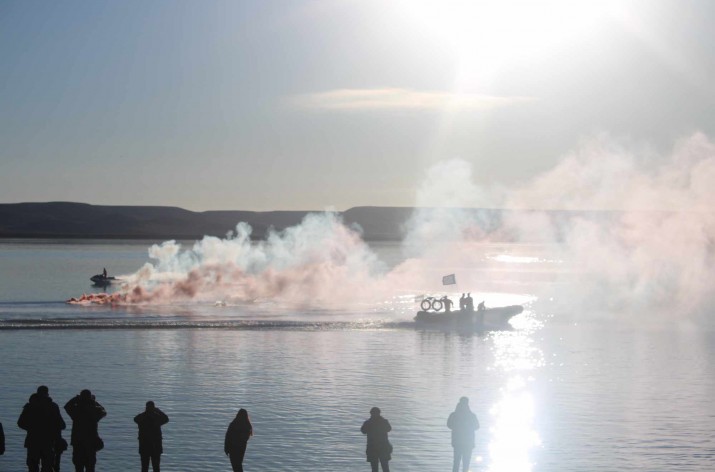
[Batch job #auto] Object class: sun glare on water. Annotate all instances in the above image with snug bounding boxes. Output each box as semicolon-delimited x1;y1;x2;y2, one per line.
485;314;545;471
488;376;541;472
492;255;541;264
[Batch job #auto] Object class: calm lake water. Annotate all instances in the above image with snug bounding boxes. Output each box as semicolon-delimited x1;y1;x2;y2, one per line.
0;239;714;471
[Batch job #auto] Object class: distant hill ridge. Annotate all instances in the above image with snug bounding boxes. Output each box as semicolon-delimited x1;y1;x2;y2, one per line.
0;202;418;240
0;202;639;241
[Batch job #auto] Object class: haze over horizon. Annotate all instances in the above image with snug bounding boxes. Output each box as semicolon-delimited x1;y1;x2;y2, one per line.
3;0;715;211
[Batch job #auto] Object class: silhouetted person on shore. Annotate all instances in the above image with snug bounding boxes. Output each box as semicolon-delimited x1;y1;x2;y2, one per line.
18;386;66;472
1;421;5;456
134;401;169;472
459;294;466;311
477;300;485;312
441;296;454;313
465;293;474;312
361;407;392;472
225;409;253;472
54;433;68;471
64;390;106;472
447;397;479;472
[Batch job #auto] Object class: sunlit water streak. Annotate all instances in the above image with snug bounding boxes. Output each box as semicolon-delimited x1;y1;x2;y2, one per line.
484;311;545;472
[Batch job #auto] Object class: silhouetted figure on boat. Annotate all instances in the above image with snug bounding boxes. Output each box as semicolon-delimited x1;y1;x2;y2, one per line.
0;421;5;456
225;409;253;472
465;293;474;312
64;390;106;472
459;294;466;311
361;407;392;472
134;401;169;472
477;300;485;312
17;386;66;472
441;296;454;313
102;268;107;278
447;397;479;472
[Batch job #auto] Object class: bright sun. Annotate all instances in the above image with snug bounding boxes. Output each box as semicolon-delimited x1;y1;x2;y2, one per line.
393;0;617;89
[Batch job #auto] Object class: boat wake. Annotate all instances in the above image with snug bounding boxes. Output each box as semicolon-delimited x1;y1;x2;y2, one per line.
0;317;400;331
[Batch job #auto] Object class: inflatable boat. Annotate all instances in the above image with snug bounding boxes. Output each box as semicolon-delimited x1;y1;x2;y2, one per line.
414;305;523;331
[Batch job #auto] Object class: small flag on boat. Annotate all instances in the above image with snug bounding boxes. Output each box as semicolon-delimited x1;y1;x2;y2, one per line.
442;274;456;285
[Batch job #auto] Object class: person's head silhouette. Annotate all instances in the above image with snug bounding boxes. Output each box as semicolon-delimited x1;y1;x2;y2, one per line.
79;389;93;404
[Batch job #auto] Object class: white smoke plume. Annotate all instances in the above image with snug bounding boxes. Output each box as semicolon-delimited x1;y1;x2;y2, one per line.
395;133;715;322
504;133;715;321
105;133;715;323
117;212;395;307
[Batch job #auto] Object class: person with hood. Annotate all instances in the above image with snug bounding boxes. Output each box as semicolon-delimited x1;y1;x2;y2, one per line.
64;390;106;472
224;409;253;472
134;401;169;472
447;397;479;472
17;386;66;472
361;407;392;472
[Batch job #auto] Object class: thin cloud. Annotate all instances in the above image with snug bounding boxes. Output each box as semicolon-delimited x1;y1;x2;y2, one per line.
292;88;534;111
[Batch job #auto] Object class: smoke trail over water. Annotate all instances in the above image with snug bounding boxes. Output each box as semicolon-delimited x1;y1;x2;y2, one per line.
121;212;390;307
108;133;715;322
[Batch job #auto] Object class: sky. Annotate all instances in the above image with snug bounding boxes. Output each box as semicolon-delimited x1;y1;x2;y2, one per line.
2;0;715;211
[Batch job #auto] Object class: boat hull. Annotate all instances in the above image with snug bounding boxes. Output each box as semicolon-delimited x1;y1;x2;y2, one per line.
414;305;523;331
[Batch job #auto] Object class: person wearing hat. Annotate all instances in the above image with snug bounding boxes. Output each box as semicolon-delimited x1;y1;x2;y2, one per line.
17;385;66;472
447;397;480;472
361;407;392;472
64;390;106;472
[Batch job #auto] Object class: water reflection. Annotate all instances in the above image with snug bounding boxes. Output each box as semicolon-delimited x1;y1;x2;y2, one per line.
491;255;542;264
487;311;544;472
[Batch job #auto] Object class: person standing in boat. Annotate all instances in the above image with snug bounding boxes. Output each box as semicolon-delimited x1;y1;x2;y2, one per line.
102;268;107;279
447;397;479;472
441;296;454;313
361;407;392;472
465;293;474;312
